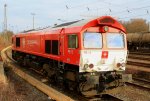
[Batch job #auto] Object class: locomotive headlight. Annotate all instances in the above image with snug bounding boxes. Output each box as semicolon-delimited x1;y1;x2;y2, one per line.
116;63;121;68
83;64;94;70
103;26;109;32
116;63;126;68
84;64;89;69
100;26;109;32
89;64;94;68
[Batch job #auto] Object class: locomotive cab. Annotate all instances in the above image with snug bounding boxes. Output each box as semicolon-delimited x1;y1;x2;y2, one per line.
79;27;127;72
78;18;129;94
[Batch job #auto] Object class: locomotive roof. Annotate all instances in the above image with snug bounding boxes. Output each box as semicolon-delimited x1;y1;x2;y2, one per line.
52;19;92;28
53;20;82;28
21;19;89;33
19;16;126;34
44;16;125;32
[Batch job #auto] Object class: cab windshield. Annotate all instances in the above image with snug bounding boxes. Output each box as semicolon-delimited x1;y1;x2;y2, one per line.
83;32;102;48
106;33;124;48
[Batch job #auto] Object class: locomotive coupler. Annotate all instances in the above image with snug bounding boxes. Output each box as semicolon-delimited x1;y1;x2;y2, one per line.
86;73;106;93
96;74;106;93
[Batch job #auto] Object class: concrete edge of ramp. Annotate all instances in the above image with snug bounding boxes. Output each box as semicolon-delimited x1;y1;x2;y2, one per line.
0;46;12;84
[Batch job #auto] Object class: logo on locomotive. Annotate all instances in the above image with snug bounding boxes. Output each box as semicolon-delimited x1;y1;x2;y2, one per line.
27;40;38;45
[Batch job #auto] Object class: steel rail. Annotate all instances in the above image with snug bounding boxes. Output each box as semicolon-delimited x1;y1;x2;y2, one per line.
127;61;150;68
129;52;150;55
126;78;150;91
133;77;150;84
126;82;150;91
129;55;150;61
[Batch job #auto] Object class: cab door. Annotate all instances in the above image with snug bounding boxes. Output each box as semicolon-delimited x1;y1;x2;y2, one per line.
65;34;80;65
59;28;67;63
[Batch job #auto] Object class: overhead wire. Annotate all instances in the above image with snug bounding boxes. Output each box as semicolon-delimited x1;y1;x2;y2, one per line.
111;5;150;16
118;12;149;20
58;0;150;25
80;4;150;20
64;0;122;10
70;0;150;20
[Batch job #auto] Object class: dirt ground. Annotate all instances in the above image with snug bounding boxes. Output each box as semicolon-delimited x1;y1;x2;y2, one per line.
0;65;51;101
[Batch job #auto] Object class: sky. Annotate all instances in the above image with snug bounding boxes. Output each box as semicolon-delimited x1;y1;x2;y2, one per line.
0;0;150;33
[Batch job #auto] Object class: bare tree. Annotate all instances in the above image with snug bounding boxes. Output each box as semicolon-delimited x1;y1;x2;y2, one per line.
0;31;13;47
121;18;149;33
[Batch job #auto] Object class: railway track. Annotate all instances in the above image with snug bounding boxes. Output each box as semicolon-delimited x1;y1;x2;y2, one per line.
127;54;150;79
126;77;150;91
129;51;150;55
127;61;150;68
1;46;123;101
127;53;150;68
128;55;150;61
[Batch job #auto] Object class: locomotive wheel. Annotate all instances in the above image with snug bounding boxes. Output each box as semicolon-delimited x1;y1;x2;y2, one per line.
79;82;96;96
55;73;65;90
42;64;56;82
23;58;27;66
66;80;78;91
42;69;48;77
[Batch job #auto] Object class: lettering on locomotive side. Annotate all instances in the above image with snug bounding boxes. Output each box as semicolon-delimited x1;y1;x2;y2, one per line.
27;40;38;45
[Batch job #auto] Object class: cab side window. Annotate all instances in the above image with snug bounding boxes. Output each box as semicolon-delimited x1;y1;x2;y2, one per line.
45;40;51;54
16;37;20;47
52;40;59;55
68;34;78;49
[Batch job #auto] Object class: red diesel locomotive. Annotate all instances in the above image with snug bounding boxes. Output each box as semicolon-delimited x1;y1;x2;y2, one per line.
12;16;129;94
